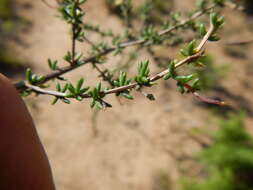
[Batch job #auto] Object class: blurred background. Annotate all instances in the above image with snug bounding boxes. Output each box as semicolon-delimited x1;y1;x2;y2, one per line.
1;0;253;189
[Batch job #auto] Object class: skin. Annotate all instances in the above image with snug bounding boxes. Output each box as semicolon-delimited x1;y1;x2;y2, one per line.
0;74;55;190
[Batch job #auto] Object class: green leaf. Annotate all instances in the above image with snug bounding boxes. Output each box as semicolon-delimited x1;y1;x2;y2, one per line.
141;76;149;83
135;61;151;85
37;75;46;83
192;78;201;91
121;92;134;100
93;88;99;98
96;82;102;92
66;93;75;98
210;13;218;25
31;74;37;83
113;80;119;86
51;97;59;105
76;78;84;92
95;101;103;109
164;60;176;80
119;71;126;86
64;51;72;63
187;40;196;55
175;74;197;84
208;35;220;41
163;73;171;80
196;0;206;9
146;94;155;101
62;83;69;92
142;61;149;75
217;16;225;27
61;98;71;104
76;96;83;101
68;83;76;94
180;49;188;57
48;58;52;69
177;85;185;94
56;83;61;91
199;23;207;36
180;40;196;57
79;87;89;94
26;68;32;82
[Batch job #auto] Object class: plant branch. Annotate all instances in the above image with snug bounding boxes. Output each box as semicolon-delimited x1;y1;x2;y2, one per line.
14;3;217;92
71;0;79;66
196;24;214;51
25;83;66;97
224;39;253;46
92;63;114;86
22;23;217;106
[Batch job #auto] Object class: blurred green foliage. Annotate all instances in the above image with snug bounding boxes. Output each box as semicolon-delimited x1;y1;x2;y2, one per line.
105;0;173;25
0;0;15;33
0;0;26;74
0;0;12;19
182;114;253;190
153;170;172;190
0;49;23;67
193;56;229;91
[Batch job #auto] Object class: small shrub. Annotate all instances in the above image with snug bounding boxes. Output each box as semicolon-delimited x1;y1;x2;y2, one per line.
15;0;232;108
182;114;253;190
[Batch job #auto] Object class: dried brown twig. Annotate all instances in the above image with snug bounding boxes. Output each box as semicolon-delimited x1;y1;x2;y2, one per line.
224;39;253;46
41;0;59;9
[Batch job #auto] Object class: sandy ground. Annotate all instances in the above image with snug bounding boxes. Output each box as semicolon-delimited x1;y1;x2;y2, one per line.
9;0;253;189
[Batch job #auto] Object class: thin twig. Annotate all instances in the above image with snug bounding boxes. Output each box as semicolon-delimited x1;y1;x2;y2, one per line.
83;37;114;86
71;0;80;66
25;83;66;97
224;39;253;46
92;63;114;86
83;36;98;49
41;0;58;9
71;25;77;65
